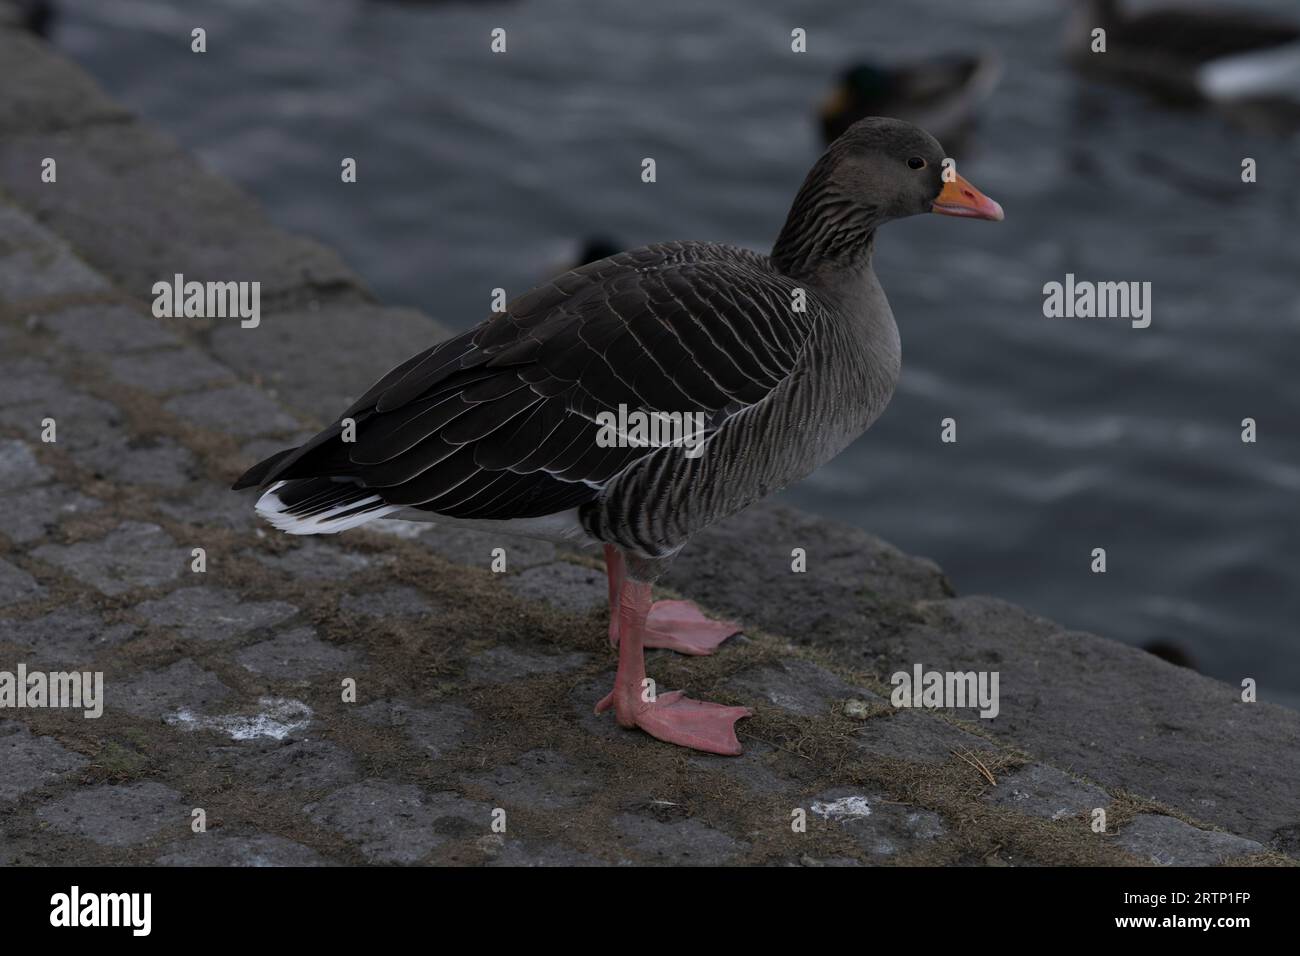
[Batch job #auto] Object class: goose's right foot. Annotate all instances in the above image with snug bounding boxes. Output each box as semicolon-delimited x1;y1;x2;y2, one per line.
604;545;741;655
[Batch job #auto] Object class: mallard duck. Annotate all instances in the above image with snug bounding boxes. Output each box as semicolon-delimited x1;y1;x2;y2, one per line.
820;54;1002;149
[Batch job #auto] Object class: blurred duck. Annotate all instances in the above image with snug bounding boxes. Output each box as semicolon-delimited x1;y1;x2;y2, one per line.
1065;0;1300;113
819;53;1002;149
543;235;624;281
1142;639;1198;671
2;0;55;36
571;235;623;270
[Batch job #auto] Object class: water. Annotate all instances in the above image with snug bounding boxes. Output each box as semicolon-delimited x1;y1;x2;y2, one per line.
48;0;1300;707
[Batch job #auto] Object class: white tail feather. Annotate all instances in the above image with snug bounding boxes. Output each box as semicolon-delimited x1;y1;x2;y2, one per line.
255;481;401;535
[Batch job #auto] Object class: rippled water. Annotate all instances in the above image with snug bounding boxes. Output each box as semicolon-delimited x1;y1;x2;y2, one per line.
51;0;1300;706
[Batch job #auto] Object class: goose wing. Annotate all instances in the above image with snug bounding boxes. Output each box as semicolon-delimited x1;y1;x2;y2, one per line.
235;244;815;521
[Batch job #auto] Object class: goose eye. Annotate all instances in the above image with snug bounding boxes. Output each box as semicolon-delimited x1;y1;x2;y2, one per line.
907;156;926;170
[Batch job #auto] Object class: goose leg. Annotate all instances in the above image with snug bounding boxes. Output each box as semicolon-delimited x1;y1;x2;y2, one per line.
604;544;624;647
594;574;751;755
603;544;741;656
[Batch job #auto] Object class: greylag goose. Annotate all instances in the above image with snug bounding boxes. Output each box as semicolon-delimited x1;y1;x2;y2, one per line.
233;117;1004;756
820;54;1002;149
1065;0;1300;109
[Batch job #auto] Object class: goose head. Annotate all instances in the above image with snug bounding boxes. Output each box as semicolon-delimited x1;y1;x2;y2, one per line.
773;117;1002;279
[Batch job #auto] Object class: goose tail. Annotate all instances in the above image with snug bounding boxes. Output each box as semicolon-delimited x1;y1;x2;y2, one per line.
254;478;399;535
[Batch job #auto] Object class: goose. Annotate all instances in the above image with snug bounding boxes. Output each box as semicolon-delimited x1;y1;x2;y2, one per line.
1065;0;1300;110
233;117;1004;756
820;54;1002;150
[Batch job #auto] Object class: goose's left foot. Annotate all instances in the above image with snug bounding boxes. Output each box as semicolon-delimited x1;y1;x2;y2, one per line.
595;689;751;756
604;545;740;655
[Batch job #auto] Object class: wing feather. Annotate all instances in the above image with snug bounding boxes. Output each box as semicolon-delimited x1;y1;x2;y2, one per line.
236;244;817;523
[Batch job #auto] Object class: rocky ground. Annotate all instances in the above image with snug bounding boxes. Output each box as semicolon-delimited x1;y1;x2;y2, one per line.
1;24;1297;866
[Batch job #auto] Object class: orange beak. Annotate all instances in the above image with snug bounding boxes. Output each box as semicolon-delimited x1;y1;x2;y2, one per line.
932;173;1004;221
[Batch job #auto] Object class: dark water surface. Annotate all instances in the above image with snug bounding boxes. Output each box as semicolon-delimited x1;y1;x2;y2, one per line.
52;0;1300;707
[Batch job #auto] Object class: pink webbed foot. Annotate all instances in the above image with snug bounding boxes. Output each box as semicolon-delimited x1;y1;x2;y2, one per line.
595;690;752;756
603;545;740;655
608;598;742;655
643;600;741;655
598;550;751;754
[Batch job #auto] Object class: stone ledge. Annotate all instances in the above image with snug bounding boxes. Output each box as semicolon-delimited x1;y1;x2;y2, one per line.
0;29;134;136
